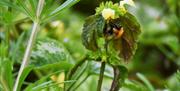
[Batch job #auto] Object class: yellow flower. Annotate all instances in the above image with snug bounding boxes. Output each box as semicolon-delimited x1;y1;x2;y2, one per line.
57;72;65;88
102;8;115;20
50;72;65;88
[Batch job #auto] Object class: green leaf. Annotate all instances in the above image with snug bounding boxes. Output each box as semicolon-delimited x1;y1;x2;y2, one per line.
25;71;76;91
87;61;113;79
46;0;80;20
96;15;105;37
34;61;73;71
2;11;14;24
28;0;37;15
10;32;26;63
0;42;8;57
0;0;34;20
137;73;155;91
30;39;74;70
82;15;105;51
166;70;180;91
17;66;34;91
0;58;13;91
33;80;76;90
176;70;180;82
16;0;35;20
122;80;148;91
25;70;64;91
0;0;22;12
112;12;141;61
117;65;128;86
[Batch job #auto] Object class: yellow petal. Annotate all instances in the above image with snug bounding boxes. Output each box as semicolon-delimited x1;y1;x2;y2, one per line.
57;72;65;88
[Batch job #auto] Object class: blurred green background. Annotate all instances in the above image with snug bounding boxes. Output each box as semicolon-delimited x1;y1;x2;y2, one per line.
0;0;180;91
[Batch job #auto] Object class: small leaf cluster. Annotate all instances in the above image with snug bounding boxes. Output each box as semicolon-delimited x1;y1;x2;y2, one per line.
95;1;126;18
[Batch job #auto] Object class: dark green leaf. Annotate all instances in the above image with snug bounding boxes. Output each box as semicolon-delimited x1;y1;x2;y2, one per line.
82;15;98;51
96;15;105;37
82;15;105;51
113;12;141;61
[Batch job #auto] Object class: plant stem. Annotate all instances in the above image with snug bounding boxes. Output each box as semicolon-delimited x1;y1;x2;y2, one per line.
67;61;88;91
66;56;87;90
97;39;108;91
13;0;44;91
97;61;106;91
13;21;38;91
110;66;120;91
73;74;89;90
67;56;88;80
5;26;10;56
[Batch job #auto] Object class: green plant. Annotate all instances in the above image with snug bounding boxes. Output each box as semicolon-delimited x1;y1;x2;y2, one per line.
70;1;141;91
0;0;79;91
1;0;179;91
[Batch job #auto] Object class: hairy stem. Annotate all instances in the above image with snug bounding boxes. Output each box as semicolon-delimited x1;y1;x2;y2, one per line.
110;66;120;91
13;0;44;91
97;40;109;91
97;62;106;91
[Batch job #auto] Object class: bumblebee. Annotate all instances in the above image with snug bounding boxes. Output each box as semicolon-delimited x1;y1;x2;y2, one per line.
113;27;124;39
104;22;124;40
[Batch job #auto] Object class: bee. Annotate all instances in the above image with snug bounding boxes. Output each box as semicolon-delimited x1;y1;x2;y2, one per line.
113;26;124;39
104;22;124;40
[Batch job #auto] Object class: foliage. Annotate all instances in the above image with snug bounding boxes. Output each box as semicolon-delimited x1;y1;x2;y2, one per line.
0;0;179;91
30;39;74;69
0;58;13;91
81;1;141;91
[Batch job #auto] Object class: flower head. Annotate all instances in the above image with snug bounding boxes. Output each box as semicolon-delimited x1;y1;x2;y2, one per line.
102;8;115;20
96;1;126;19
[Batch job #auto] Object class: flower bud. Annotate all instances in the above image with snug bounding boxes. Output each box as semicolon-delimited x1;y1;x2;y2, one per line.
102;8;115;20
